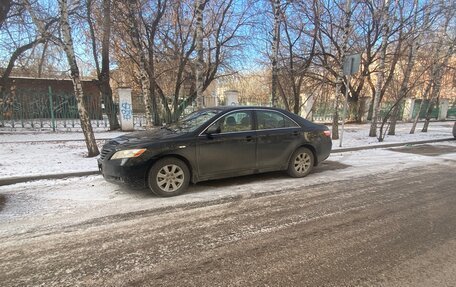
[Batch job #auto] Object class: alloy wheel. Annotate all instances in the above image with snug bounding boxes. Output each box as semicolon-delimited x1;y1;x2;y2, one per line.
293;152;311;174
156;164;185;192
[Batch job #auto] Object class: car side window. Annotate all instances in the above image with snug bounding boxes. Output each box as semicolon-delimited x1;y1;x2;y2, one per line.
257;111;299;130
209;111;253;133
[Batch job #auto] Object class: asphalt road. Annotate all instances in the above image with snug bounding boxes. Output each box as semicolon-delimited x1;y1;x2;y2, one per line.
1;155;456;286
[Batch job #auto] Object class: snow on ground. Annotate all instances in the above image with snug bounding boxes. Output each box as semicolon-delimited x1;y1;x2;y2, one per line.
0;130;126;143
332;121;454;148
0;121;454;180
0;131;126;179
0;140;104;178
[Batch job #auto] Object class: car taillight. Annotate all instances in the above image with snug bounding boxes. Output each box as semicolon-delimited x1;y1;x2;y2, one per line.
323;130;331;137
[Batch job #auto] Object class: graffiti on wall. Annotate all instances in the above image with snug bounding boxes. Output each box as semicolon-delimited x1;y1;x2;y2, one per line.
120;101;132;120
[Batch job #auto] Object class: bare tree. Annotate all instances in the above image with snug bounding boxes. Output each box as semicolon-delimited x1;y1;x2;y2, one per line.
195;0;209;109
331;0;352;140
124;0;155;129
1;1;56;99
421;4;455;132
369;0;391;137
59;0;99;157
377;0;418;141
270;0;281;107
312;0;383;125
274;1;319;114
86;0;120;130
386;0;423;136
113;0;247;123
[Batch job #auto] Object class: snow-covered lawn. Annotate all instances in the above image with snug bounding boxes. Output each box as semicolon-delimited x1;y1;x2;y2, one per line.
0;121;454;180
331;121;454;148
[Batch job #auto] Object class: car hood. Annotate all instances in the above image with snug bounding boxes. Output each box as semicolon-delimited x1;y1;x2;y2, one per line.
105;128;187;148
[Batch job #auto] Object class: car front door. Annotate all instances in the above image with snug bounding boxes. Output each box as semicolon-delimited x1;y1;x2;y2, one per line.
197;110;256;180
255;110;301;170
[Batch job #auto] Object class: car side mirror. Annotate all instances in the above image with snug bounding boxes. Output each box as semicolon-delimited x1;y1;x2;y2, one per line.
206;125;221;135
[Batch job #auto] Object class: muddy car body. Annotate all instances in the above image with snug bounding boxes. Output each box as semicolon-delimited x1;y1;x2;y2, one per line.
98;106;332;196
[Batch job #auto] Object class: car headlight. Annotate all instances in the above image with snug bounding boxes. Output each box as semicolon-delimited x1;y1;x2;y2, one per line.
110;149;146;160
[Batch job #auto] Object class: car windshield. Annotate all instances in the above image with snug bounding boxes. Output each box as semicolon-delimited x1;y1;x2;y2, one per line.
165;109;221;132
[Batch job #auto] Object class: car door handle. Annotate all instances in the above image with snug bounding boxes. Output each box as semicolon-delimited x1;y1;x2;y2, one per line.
246;136;254;142
292;131;299;136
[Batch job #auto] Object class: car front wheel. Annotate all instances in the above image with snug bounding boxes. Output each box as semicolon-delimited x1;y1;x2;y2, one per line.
148;158;190;197
287;147;314;178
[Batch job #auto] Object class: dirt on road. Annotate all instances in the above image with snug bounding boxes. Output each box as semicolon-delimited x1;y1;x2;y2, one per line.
1;162;456;286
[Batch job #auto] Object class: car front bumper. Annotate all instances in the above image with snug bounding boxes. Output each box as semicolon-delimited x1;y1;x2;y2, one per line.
98;158;149;188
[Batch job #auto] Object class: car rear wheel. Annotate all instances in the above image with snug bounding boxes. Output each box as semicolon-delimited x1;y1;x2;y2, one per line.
287;147;314;178
148;158;190;197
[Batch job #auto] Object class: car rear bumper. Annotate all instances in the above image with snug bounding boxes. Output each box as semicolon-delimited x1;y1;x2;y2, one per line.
316;137;332;164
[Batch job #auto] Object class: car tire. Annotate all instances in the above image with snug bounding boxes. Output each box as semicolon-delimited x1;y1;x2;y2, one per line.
148;158;190;197
287;147;315;178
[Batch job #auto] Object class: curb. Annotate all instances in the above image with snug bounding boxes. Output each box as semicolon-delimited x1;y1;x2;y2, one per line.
332;138;455;153
0;171;100;187
0;138;454;187
0;137;117;144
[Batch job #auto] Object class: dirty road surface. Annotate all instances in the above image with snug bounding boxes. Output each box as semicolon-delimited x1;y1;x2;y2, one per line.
1;144;456;286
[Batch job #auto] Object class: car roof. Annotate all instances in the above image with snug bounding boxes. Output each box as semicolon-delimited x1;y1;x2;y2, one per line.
205;106;287;112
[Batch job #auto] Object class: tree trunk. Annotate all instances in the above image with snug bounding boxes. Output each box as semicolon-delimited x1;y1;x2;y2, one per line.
369;0;390;138
0;0;11;28
422;35;454;132
37;41;48;78
331;90;340;140
128;0;154;129
86;0;119;130
271;0;280;107
421;97;437;132
277;80;291;111
59;0;99;157
387;103;400;135
195;0;207;110
138;67;153;129
410;85;429;134
388;0;420;135
293;86;301;115
100;0;120;130
150;55;163;127
332;0;351;140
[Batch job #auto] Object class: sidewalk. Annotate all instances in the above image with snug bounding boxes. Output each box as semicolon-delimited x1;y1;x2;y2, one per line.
0;121;454;186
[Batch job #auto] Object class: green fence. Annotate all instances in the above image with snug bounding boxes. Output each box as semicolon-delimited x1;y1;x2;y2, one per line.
312;101;405;123
1;89;453;130
447;100;456;119
0;87;115;130
411;99;439;119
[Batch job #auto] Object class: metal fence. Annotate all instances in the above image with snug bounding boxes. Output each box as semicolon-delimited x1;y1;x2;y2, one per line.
1;88;124;131
1;87;454;131
0;115;149;130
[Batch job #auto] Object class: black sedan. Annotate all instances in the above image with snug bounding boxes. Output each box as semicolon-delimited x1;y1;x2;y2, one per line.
98;106;332;197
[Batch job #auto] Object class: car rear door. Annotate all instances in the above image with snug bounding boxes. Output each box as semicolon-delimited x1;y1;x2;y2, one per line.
255;109;301;170
197;110;256;180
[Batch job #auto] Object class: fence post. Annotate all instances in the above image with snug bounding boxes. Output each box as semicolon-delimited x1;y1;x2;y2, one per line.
48;86;56;132
118;88;134;131
402;98;414;122
438;99;449;120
